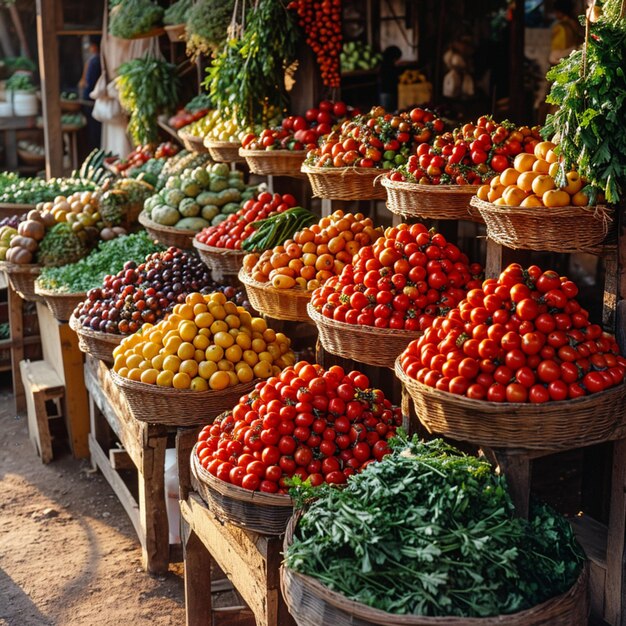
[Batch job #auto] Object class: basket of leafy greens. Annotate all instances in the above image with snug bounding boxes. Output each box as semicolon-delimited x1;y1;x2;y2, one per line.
109;0;164;40
282;435;588;625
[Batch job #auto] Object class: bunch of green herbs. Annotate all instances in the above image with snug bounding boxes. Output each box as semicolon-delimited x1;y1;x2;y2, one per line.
286;435;584;618
109;0;163;39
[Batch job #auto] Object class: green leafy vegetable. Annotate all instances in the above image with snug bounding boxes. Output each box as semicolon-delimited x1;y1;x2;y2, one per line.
109;0;163;39
0;177;96;205
164;0;192;26
286;435;584;618
241;207;316;251
185;0;237;60
543;2;626;203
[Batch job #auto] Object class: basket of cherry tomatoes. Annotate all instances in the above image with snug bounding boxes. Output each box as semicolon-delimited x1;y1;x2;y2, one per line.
396;263;626;450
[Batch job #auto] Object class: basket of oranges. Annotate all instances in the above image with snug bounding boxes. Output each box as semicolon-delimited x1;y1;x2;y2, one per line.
110;291;296;426
470;142;612;254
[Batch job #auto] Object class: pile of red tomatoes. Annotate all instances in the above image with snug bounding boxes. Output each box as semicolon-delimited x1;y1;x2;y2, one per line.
194;362;403;492
399;263;626;402
311;223;483;331
388;116;542;186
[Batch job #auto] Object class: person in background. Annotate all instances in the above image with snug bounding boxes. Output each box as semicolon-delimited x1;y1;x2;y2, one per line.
378;46;402;111
79;36;102;150
549;0;584;65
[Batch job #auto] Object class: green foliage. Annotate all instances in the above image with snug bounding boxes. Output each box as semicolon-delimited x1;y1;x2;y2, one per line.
36;223;89;267
5;73;35;92
0;177;96;205
543;2;626;203
203;0;300;127
109;0;163;39
4;57;36;73
116;55;180;146
164;0;192;25
286;434;584;618
185;0;236;60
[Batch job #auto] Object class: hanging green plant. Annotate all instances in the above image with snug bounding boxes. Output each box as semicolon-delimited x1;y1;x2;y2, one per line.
203;0;300;128
116;55;180;146
542;1;626;203
185;0;238;61
109;0;163;39
164;0;192;26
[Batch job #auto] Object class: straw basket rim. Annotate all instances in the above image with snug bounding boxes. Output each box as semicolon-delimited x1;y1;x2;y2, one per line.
68;313;126;345
192;441;293;507
178;130;209;153
138;210;197;237
281;507;589;626
34;284;87;299
301;163;390;201
301;163;390;177
470;195;612;219
34;286;86;322
239;270;313;301
239;148;308;178
204;139;245;163
395;356;626;450
239;148;308;158
192;238;247;258
0;202;37;212
138;210;197;249
0;260;42;275
204;139;243;149
381;174;480;195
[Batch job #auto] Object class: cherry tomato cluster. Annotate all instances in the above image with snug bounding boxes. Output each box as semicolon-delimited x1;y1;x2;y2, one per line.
168;108;209;131
388;116;542;186
287;0;342;87
241;100;357;152
400;263;626;403
195;192;298;250
306;106;444;169
311;223;483;331
112;142;179;173
195;362;402;492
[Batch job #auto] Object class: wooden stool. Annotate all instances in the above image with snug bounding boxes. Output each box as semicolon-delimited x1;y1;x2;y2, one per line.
19;359;64;463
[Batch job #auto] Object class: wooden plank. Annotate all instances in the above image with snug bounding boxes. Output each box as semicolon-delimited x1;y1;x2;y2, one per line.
493;451;531;518
183;524;213;626
139;431;169;575
109;448;134;471
604;438;626;624
19;359;63;393
20;361;53;463
8;282;25;414
570;515;607;569
36;0;64;178
181;495;274;626
89;432;143;545
176;427;201;501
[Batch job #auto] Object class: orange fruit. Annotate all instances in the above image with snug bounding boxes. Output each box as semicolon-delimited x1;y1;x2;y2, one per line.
517;171;539;193
532;175;556;196
520;194;543;207
502;186;527;206
209;370;230;391
156;370;174;387
500;168;520;186
532;159;550;174
198;360;218;380
172;372;191;390
571;190;589;206
542;189;571;207
534;140;556;160
190;377;208;391
562;171;583;194
177;341;196;361
477;185;490;201
487;184;505;202
513;152;536;172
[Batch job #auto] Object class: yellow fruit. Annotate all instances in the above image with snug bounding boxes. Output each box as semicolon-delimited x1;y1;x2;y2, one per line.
186;292;205;306
238;311;252;327
236;364;254;384
251;317;267;333
263;329;276;343
190;377;208;391
243;349;259;366
562;171;583;195
489;175;502;189
194;349;205;362
177;304;194;320
517;171;539;193
210;320;229;335
224;302;238;316
209;304;226;320
571;190;589;206
118;367;129;378
198;327;211;337
266;343;281;360
142;342;159;360
225;344;243;363
209;370;230;391
195;312;214;329
156;370;174;387
253;360;273;379
193;334;210;350
477;185;490;201
513;152;536;172
493;197;508;206
236;333;252;350
206;344;224;362
549;162;560;178
520;194;543;207
227;371;239;386
126;354;143;370
532;159;550;174
252;338;267;353
198;360;218;380
258;351;273;363
487;184;505;202
179;320;198;342
192;303;208;316
500;168;519;186
209;292;227;306
151;354;164;370
532;174;556;196
214;331;235;349
149;330;164;345
177;341;196;361
180;359;199;378
542;189;571;207
140;368;159;384
172;372;191;390
225;314;241;329
545;149;559;164
165;334;182;353
534;140;556;160
217;359;235;371
127;368;142;381
163;354;181;372
502;185;527;206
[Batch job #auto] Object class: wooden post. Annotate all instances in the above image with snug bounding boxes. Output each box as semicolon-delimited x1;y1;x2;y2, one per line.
508;0;526;122
8;284;25;415
183;525;213;626
36;0;64;178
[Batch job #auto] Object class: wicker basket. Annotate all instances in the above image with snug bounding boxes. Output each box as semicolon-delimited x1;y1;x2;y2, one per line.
395;358;626;450
128;25;165;39
382;176;482;222
191;443;293;535
138;210;196;249
239;148;307;179
34;286;86;322
0;202;36;217
178;131;209;154
281;510;589;626
0;261;42;302
17;148;45;166
205;140;245;164
164;23;186;42
68;314;123;364
301;164;388;201
239;269;312;323
308;304;420;369
193;238;246;280
110;371;256;427
470;196;612;254
60;99;82;113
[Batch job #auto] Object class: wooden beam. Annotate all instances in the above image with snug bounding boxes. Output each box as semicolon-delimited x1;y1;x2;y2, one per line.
183;524;213;626
508;0;526;122
8;283;25;415
109;448;134;471
36;0;64;178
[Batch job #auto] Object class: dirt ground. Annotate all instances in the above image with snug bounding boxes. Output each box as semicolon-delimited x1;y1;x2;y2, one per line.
0;384;186;626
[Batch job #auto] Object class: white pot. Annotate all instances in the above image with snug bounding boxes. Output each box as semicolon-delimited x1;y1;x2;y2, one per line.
0;101;12;117
9;90;38;116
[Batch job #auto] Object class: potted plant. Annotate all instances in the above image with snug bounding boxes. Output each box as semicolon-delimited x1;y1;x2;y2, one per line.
5;73;38;117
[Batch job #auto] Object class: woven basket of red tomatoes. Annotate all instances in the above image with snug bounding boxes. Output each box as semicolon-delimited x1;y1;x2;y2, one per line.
309;223;483;368
396;263;626;450
190;362;404;534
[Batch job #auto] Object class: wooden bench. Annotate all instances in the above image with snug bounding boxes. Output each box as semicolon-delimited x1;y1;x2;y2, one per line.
19;359;64;463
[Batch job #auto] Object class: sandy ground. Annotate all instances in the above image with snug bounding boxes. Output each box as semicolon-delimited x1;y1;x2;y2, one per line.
0;386;186;626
